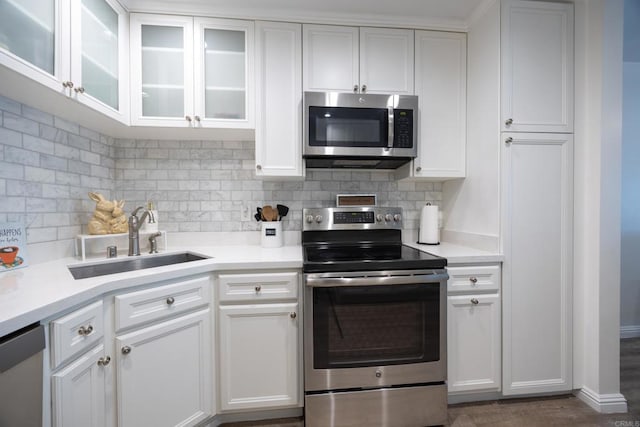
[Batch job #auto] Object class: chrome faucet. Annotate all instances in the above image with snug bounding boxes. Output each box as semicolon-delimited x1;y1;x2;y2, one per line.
128;206;151;256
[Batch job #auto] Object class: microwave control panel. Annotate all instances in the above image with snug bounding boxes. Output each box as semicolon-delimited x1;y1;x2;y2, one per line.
394;109;413;148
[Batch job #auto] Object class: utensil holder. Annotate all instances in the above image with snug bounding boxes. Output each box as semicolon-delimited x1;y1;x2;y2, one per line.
261;222;283;248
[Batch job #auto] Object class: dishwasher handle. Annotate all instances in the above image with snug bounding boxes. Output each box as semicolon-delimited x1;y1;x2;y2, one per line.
0;323;45;373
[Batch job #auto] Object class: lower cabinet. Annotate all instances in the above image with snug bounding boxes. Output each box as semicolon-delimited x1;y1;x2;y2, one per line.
446;264;501;395
51;344;108;427
116;308;213;427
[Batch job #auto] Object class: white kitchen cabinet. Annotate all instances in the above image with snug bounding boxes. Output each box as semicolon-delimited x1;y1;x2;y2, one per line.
0;0;129;123
397;30;466;180
51;344;109;427
447;294;501;394
218;303;299;411
255;21;304;179
130;13;254;128
116;308;213;427
501;0;573;133
303;24;413;95
502;132;573;395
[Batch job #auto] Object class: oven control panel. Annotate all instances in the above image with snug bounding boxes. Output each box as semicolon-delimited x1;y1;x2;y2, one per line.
303;207;402;231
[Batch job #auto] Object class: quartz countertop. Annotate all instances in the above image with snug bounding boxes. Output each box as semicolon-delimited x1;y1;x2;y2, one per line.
0;241;501;337
0;245;303;337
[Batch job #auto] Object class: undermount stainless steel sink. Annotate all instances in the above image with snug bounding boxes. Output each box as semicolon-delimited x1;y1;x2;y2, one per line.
68;252;209;280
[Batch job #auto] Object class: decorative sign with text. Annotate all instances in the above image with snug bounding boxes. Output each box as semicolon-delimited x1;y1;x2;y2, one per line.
0;223;28;272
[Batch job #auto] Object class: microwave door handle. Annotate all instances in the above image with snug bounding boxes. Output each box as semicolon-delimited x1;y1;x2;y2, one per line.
387;107;394;149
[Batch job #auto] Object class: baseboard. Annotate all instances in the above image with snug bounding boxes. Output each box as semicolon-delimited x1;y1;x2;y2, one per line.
620;325;640;339
576;387;628;414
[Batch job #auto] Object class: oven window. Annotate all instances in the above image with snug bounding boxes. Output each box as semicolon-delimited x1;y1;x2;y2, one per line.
308;107;388;147
312;284;440;369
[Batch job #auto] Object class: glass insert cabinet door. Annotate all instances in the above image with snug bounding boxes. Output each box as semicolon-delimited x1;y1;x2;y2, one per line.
0;0;56;75
194;18;254;128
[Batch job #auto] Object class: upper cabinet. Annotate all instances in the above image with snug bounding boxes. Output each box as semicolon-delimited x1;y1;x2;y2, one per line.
303;25;414;95
501;0;574;133
0;0;129;123
130;13;254;128
397;30;466;181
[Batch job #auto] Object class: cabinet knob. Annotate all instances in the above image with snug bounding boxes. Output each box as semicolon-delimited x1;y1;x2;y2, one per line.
505;137;513;144
62;81;74;89
121;346;132;355
361;84;367;93
256;164;262;170
375;369;382;378
505;118;513;126
290;312;297;319
416;166;422;173
74;86;85;94
166;296;175;305
194;116;201;122
471;298;479;305
353;85;359;93
97;356;111;366
255;285;261;292
78;325;93;336
469;276;478;284
185;115;192;122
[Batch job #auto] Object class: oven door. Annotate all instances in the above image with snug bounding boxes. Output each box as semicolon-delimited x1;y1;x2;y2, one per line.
304;270;447;392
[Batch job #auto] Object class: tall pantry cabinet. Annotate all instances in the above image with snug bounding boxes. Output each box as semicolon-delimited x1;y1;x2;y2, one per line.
500;0;574;395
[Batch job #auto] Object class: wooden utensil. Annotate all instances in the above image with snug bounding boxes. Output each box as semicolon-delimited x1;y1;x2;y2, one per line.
262;205;277;221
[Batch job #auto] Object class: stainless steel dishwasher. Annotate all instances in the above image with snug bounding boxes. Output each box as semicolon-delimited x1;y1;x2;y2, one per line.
0;323;45;427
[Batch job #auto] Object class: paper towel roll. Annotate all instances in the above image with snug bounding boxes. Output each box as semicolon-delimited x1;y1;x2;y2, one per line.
419;204;440;245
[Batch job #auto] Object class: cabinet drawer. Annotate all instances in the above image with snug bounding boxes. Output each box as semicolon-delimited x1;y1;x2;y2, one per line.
50;300;104;369
447;265;501;294
218;272;298;302
115;275;211;331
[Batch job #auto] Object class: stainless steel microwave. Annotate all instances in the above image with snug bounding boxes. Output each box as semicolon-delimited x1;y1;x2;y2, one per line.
303;91;418;169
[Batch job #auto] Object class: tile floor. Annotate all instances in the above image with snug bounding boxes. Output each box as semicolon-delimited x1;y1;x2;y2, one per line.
221;338;640;427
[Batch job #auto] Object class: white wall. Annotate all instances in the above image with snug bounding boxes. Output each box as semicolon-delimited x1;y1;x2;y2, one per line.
441;0;501;251
620;0;640;337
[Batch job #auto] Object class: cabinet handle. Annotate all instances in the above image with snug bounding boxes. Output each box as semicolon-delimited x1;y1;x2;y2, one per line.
469;277;478;284
97;356;111;366
505;137;513;144
415;166;422;173
255;285;261;292
505;118;513;126
256;164;262;170
353;85;359;93
194;116;201;122
121;346;131;355
185;115;192;122
74;87;85;94
62;81;74;89
470;298;479;305
78;325;93;336
361;84;367;93
166;296;175;305
290;312;297;319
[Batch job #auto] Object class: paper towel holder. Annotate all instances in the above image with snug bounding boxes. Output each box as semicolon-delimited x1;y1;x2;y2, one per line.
417;203;440;246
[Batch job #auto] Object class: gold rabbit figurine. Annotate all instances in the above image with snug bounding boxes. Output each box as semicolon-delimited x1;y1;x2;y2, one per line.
88;192;129;235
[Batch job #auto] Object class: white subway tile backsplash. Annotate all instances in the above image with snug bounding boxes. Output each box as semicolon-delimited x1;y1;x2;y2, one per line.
23;135;55;155
0;161;24;179
4;112;40;136
0;127;22;147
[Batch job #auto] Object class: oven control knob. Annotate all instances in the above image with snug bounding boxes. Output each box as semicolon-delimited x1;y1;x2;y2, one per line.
375;370;382;378
376;214;383;222
385;214;392;222
306;215;314;223
315;215;323;224
393;214;401;222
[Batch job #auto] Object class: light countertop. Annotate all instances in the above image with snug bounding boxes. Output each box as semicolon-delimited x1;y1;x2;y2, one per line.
0;241;501;337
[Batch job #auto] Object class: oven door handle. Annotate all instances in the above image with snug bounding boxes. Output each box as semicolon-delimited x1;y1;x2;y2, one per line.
305;273;448;287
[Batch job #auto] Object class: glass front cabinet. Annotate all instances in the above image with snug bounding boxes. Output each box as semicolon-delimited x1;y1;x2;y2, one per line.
0;0;129;122
130;14;254;128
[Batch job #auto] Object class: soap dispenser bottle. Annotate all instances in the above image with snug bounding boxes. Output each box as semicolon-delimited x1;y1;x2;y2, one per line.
140;201;158;233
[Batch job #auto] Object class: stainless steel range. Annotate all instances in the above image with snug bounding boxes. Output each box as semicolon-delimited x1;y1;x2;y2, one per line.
302;207;448;427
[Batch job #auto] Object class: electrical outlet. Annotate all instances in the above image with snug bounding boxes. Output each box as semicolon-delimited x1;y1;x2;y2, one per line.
240;205;250;221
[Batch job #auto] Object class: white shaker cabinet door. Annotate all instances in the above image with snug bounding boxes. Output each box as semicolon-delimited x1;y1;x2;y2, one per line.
359;27;414;95
52;344;107;427
255;21;304;178
116;308;213;427
303;24;359;93
447;294;501;393
501;0;574;133
502;132;573;395
218;303;300;411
